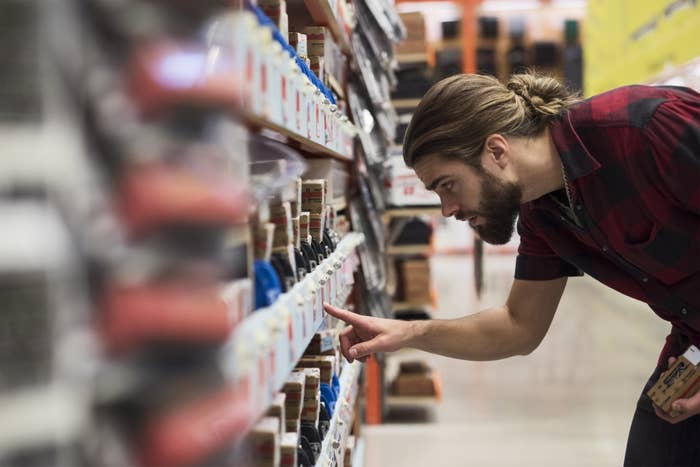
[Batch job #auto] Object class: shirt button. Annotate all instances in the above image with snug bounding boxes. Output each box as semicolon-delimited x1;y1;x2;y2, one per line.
681;307;688;315
641;277;648;283
602;245;609;252
575;204;582;211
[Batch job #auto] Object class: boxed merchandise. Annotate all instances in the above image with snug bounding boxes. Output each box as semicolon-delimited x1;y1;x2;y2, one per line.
280;432;299;467
402;259;431;304
299;212;311;242
249;417;281;467
647;345;700;417
297;368;321;400
297;356;335;385
254;222;275;261
302;26;331;56
301;179;326;213
392;371;437;397
309;56;325;83
301;394;320;425
259;0;288;39
282;371;306;420
391;359;437;396
269;201;293;248
292;216;300;249
289;32;308;58
309;211;326;243
303;159;348;207
265;393;287;436
285;417;300;434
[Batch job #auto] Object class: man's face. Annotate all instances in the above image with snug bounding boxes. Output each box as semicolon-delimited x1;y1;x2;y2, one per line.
414;155;523;245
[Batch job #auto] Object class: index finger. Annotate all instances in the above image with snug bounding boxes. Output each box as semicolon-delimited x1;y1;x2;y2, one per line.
323;303;362;325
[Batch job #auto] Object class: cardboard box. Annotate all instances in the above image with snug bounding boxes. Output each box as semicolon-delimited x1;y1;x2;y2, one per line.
289;32;308;58
282;371;306;420
302;26;331;56
647;345;700;417
392;371;436;397
297;356;335;385
280;432;299;467
301;179;326;213
309;56;325;83
265;393;287;436
249;417;281;467
254;222;275;261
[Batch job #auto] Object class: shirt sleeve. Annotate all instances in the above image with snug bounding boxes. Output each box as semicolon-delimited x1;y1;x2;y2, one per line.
514;210;583;280
644;87;700;215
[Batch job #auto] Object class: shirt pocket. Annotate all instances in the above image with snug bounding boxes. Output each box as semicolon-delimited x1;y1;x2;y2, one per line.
621;222;700;286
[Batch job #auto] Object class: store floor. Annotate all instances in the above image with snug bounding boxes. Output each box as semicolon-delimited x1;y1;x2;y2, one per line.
363;253;670;467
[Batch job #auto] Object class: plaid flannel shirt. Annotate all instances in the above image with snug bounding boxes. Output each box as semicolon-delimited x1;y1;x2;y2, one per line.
515;85;700;366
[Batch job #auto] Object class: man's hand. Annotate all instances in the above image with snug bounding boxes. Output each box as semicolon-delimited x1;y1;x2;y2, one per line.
653;356;700;424
323;303;415;363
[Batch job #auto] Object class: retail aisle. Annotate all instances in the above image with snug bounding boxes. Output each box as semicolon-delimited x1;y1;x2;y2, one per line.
364;253;669;467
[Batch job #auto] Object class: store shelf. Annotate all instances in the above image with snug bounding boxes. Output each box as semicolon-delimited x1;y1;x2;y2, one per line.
385;395;439;407
315;360;362;466
225;233;363;444
396;53;429;63
382;207;441;222
386;244;432;256
244;113;353;163
303;0;352;56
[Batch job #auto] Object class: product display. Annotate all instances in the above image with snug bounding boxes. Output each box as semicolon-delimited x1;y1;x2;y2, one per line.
2;0;411;462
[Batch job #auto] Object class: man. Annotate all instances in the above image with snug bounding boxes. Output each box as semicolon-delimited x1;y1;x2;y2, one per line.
324;72;700;465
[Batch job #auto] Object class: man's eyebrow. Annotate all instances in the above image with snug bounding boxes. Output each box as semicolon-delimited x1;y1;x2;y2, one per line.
426;175;448;191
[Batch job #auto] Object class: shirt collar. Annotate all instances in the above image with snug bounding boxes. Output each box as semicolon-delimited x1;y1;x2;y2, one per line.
550;112;602;181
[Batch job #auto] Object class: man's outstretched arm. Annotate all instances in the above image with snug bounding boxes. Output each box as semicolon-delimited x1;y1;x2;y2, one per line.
324;277;568;362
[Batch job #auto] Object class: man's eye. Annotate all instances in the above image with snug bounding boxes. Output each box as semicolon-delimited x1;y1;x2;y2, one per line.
442;181;454;192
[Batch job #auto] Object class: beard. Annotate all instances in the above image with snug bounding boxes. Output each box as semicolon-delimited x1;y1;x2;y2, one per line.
470;171;522;245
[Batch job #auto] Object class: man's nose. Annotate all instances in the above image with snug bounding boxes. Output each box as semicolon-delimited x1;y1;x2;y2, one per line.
441;200;458;218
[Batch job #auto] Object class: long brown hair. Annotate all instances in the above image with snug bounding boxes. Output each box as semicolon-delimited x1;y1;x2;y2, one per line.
402;72;580;168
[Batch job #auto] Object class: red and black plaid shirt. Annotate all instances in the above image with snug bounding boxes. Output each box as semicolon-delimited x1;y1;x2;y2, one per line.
515;85;700;366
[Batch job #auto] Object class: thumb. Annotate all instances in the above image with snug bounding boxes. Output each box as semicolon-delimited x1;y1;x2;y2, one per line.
324;302;362;325
668;356;677;368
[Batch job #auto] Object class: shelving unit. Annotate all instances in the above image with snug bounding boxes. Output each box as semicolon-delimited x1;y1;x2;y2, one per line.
0;0;412;464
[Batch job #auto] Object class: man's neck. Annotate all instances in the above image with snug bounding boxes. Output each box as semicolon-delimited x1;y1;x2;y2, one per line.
513;128;565;203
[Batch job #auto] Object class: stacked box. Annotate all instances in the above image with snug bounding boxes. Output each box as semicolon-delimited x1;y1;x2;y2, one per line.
282;371;306;432
397;12;427;55
309;56;325;83
301;180;327;242
301;180;326;212
296;368;321;425
280;432;299;467
297;355;335;385
254;222;275;261
303;26;331;57
289;32;308;59
269;201;293;249
391;360;436;397
265;393;287;436
259;0;288;40
308;210;326;243
250;417;281;467
402;259;431;304
292;217;300;249
299;212;311;243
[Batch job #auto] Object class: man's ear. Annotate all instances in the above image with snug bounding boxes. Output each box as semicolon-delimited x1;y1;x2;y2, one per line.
484;134;509;168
